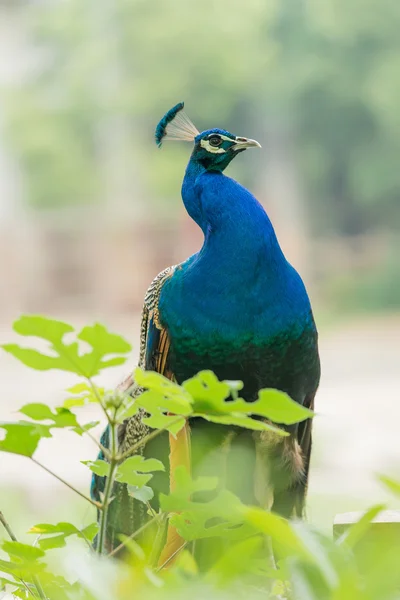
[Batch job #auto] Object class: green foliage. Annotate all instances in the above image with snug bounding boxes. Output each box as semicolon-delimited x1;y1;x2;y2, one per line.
127;485;154;504
81;460;110;477
3;0;400;240
159;466;256;541
28;522;98;550
1;315;400;599
185;370;313;427
64;383;105;408
1;316;131;377
0;422;52;457
114;456;165;487
379;475;400;497
134;368;298;437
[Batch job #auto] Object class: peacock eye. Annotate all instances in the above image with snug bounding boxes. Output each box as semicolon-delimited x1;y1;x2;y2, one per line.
208;135;222;147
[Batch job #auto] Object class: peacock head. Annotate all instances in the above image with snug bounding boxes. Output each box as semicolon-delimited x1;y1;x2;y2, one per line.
155;102;261;172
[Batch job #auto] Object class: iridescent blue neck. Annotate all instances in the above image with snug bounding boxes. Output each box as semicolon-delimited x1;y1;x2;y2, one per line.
161;156;313;343
181;159;208;230
181;158;287;277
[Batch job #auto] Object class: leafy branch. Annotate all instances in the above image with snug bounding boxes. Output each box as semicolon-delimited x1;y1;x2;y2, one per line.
0;315;316;578
0;511;46;600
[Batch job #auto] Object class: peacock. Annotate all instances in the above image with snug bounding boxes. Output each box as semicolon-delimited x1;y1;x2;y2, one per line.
92;102;320;563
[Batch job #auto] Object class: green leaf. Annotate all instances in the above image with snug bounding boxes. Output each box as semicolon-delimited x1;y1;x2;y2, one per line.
19;403;56;421
255;389;314;424
292;523;339;589
82;459;109;477
81;522;100;542
19;403;79;428
243;507;313;560
1;344;79;373
0;422;52;456
18;403;96;438
2;315;82;373
117;370;191;433
159;466;218;510
171;511;254;542
67;383;91;394
13;315;74;342
64;383;106;408
206;536;263;584
115;456;164;487
169;490;255;541
379;475;400;497
63;397;86;409
2;315;131;377
28;521;99;549
127;485;154;504
2;541;45;562
38;535;67;550
142;412;186;435
78;323;131;355
133;369;193;433
199;413;288;434
290;562;322;600
77;323;131;376
224;380;244;392
184;371;308;429
183;371;232;411
160;467;253;542
135;368;192;401
28;522;78;535
71;420;100;436
0;557;45;578
135;370;193;416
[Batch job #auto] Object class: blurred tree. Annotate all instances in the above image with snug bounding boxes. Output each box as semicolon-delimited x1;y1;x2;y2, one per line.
2;0;400;236
266;0;400;235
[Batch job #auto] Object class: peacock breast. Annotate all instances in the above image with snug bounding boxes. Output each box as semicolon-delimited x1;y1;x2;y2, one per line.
158;269;319;402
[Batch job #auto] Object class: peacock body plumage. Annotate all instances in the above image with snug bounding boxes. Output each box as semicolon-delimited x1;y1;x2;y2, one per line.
92;103;320;558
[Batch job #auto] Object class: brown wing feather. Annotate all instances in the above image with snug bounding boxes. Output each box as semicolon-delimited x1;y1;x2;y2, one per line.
123;265;191;567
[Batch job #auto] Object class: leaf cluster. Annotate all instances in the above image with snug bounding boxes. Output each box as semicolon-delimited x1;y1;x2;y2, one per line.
1;315;399;599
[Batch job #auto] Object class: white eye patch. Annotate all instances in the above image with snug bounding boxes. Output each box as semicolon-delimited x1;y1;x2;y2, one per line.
200;134;235;154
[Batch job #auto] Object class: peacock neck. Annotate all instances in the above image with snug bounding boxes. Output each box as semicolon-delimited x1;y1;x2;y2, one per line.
181;158;287;282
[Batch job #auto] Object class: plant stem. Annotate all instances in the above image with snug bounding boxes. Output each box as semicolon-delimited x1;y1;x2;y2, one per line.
0;510;17;541
97;410;118;554
20;579;37;598
86;379;113;459
84;429;110;457
108;515;158;557
88;378;112;425
0;510;46;600
156;542;187;572
30;458;101;510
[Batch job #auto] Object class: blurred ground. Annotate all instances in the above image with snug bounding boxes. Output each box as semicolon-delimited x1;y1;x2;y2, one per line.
1;312;399;535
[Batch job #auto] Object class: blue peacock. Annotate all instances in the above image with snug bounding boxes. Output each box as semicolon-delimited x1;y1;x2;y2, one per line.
92;102;321;561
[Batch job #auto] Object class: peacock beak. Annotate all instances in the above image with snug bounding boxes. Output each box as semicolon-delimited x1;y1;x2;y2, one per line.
232;137;262;151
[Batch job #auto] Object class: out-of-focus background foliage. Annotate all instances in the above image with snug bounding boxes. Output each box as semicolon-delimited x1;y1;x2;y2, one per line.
0;0;399;537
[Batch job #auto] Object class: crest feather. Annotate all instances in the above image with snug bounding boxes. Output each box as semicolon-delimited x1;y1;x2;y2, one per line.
155;102;199;147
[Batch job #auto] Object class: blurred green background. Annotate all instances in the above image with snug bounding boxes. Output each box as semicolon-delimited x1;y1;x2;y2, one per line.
0;0;399;539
